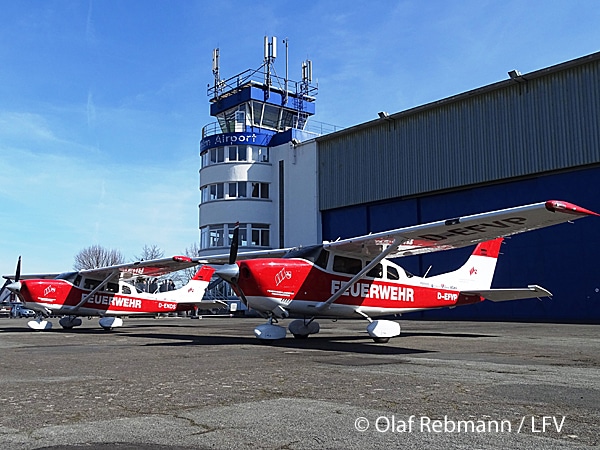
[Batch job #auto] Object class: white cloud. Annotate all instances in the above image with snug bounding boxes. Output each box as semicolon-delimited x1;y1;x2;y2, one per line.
0;110;200;275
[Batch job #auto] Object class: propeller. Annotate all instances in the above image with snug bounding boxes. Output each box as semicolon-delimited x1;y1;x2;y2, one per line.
229;222;239;265
213;222;249;306
205;223;240;291
1;256;22;299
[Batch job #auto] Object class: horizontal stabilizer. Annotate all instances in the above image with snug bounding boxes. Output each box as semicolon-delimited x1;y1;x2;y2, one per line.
462;285;552;302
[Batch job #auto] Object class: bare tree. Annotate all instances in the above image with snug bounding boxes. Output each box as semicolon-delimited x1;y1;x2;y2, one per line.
166;241;202;287
135;244;164;261
73;245;125;270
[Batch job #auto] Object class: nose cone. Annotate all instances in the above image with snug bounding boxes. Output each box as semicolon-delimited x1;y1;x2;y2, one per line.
6;281;22;293
214;264;240;284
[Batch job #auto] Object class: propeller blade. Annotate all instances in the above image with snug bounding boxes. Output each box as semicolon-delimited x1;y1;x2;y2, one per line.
0;279;9;300
7;281;22;294
1;256;22;300
206;277;224;291
236;287;249;308
15;256;21;282
229;223;239;265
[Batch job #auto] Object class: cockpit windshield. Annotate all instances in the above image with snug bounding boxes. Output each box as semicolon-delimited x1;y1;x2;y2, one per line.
55;272;79;283
283;245;329;269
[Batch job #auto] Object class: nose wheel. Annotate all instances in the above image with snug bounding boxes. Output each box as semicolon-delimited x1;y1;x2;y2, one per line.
27;314;53;331
366;319;401;343
254;317;287;340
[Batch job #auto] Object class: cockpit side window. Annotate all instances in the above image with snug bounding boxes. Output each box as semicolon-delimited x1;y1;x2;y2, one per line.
366;263;383;279
332;255;362;275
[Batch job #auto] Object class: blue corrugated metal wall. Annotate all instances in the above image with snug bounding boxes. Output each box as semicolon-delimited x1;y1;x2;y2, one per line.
322;166;600;322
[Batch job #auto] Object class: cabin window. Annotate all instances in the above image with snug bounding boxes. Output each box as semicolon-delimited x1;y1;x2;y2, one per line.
387;266;400;280
83;278;100;290
104;282;119;293
333;255;362;275
366;263;383;279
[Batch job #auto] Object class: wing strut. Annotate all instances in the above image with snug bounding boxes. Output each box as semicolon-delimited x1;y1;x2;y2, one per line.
314;238;401;313
69;270;120;314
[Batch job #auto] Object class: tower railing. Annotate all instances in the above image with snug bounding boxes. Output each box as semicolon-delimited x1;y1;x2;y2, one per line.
201;120;343;139
208;66;318;103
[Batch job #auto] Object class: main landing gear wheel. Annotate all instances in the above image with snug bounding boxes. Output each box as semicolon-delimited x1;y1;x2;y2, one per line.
366;320;401;343
288;319;320;339
98;317;123;331
59;316;83;330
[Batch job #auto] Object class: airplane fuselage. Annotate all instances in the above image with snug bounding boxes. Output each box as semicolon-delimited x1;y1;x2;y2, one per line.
17;279;194;317
237;257;482;318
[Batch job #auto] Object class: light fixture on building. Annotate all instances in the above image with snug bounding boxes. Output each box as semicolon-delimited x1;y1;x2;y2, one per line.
508;70;526;83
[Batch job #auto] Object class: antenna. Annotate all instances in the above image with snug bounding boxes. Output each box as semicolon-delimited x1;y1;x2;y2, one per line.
212;48;220;99
283;38;289;104
212;48;220;76
302;59;312;83
263;36;277;100
263;36;277;62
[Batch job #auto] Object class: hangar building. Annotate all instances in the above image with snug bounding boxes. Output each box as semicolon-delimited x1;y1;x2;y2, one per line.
318;51;600;322
199;41;600;322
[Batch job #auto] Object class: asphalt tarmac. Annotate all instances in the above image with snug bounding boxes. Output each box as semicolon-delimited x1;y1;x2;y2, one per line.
0;316;598;450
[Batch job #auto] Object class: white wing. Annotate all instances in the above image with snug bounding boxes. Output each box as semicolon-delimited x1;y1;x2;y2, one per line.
323;200;597;259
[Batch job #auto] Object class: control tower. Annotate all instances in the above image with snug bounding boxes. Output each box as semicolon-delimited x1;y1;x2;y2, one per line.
199;37;321;259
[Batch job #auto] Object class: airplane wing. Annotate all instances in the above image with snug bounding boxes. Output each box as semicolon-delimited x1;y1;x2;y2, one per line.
323;200;598;259
2;273;60;281
194;248;293;265
77;255;199;279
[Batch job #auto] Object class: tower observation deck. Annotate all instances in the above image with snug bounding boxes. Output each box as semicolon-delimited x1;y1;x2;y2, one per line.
201;37;318;150
199;37;330;267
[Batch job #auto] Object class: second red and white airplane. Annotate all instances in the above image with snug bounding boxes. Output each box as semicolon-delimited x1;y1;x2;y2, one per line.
201;200;598;342
5;256;221;330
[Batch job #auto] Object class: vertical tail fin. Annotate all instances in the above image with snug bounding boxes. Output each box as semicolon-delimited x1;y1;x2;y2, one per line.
161;266;216;303
426;238;503;290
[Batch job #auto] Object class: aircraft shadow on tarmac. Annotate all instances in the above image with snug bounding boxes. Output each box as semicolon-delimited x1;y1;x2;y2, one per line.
123;331;432;355
0;322;495;355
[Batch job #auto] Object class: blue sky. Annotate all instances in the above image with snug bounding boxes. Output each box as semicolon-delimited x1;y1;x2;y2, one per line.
1;0;599;275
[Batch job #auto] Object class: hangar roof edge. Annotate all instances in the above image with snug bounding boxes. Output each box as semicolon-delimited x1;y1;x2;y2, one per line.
316;50;600;143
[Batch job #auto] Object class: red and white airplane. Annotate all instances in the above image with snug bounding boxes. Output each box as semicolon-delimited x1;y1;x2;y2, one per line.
5;256;220;331
202;200;598;342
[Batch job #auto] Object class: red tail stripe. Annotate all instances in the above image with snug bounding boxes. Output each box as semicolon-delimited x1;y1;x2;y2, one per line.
472;238;503;258
192;265;216;282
